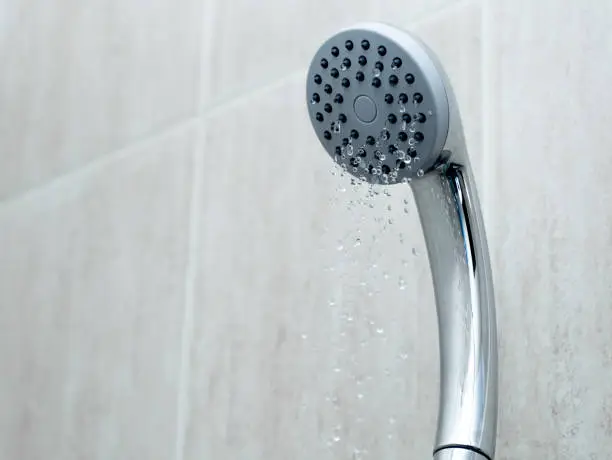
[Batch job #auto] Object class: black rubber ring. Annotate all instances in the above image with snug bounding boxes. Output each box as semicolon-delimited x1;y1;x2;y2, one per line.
433;445;492;460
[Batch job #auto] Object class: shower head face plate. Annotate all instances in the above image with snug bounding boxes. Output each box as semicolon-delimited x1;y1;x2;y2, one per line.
306;24;450;184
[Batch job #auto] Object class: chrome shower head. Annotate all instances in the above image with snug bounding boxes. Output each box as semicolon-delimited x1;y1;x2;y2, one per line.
306;23;499;460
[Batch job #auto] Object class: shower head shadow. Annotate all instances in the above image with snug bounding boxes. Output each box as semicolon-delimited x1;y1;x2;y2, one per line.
306;23;498;460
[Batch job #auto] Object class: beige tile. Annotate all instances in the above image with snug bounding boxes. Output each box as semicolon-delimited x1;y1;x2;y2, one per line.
489;0;612;458
0;0;202;200
0;124;196;459
200;0;464;108
186;5;482;459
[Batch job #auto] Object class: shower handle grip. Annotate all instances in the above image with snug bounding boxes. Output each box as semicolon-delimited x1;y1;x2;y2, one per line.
411;164;498;460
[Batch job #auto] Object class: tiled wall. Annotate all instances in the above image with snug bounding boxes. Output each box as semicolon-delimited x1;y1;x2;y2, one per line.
1;1;612;459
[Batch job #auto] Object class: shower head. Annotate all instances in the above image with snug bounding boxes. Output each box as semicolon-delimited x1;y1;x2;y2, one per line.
306;22;461;184
306;23;498;460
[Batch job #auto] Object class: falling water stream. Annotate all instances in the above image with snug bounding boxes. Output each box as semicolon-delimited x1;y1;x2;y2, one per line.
299;165;436;459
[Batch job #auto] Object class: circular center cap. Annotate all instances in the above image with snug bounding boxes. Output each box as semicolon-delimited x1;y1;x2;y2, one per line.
353;95;377;123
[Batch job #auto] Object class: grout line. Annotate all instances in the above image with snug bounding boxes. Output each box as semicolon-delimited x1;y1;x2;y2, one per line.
201;67;307;118
173;0;216;456
174;118;205;460
195;0;219;113
0;116;199;212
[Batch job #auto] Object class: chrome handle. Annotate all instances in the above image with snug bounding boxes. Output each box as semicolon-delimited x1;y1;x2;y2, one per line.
411;163;498;460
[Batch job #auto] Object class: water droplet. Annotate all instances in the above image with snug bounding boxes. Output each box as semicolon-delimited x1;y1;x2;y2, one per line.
333;435;341;443
417;169;424;177
408;138;416;146
328;299;336;306
373;67;381;77
401;177;410;184
337;243;344;251
354;238;361;247
376;327;385;334
398;277;406;290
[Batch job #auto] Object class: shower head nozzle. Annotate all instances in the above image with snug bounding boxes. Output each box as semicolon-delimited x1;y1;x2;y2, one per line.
307;23;454;183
